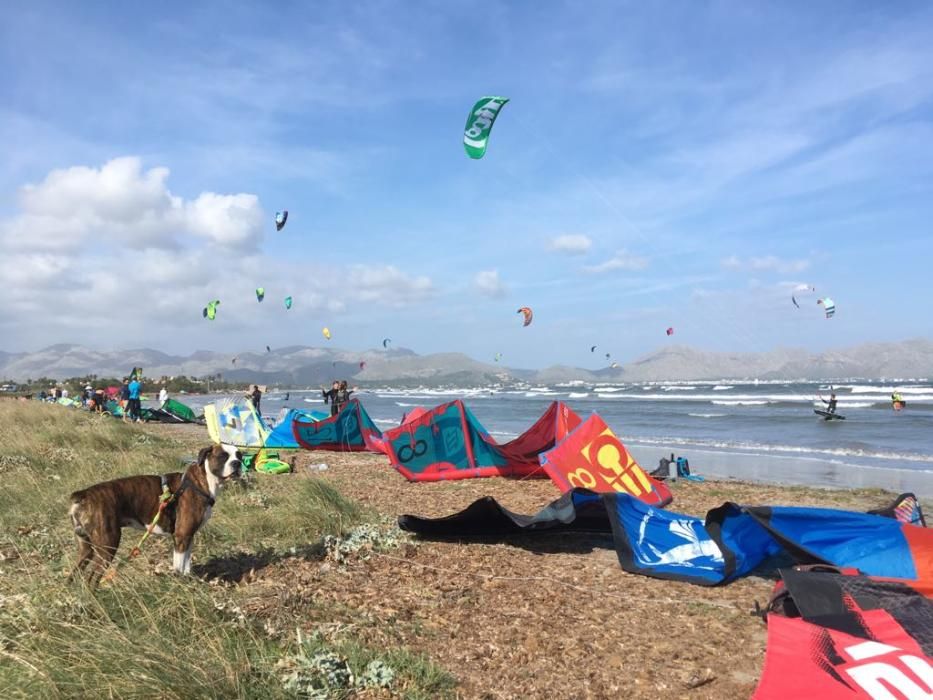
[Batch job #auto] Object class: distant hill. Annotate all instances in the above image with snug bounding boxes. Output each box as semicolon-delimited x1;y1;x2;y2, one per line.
1;339;931;385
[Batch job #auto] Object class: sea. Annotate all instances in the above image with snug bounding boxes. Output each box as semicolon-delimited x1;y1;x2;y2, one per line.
165;379;933;498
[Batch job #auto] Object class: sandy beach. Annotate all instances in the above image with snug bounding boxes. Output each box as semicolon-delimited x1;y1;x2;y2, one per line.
0;401;914;698
150;420;898;698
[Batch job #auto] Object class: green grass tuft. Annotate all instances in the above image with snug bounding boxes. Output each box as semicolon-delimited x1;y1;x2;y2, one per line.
0;401;455;698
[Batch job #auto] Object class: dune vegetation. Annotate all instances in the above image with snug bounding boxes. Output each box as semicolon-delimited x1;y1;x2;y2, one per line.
0;401;454;699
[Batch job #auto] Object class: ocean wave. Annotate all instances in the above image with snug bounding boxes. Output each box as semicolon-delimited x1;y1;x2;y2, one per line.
590;392;933;403
842;385;933;395
395;402;419;407
688;413;728;418
489;430;520;439
711;400;772;406
713;385;733;391
373;418;400;426
567;392;589;398
625;436;933;464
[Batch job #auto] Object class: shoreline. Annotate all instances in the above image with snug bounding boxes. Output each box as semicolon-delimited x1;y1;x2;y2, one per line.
627;442;933;498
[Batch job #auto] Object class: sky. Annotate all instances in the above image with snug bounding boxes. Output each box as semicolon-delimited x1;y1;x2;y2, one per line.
2;1;932;369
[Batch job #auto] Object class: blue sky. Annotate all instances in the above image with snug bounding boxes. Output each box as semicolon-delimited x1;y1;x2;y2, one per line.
2;1;932;368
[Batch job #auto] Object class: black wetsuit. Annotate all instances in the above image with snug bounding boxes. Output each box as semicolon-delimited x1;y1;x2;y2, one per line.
322;388;338;416
822;397;837;414
333;389;352;415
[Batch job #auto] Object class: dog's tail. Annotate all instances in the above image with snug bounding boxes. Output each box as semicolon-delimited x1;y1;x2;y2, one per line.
68;493;89;538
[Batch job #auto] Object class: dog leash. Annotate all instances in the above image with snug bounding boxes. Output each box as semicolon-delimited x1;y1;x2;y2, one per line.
129;475;175;558
127;472;217;559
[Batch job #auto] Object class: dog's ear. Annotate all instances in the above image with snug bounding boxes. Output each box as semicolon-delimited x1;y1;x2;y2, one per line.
196;445;215;466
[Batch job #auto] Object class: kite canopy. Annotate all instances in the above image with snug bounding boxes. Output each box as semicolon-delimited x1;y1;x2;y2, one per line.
755;571;933;699
384;400;581;482
590;345;597;353
292;399;385;453
275;210;288;231
359;361;366;370
204;397;268;448
463;96;509;159
147;398;198;424
517;306;533;327
203;300;220;320
266;345;271;353
403;490;932;588
540;414;672;506
792;284;815;309
818;297;836;318
666;327;674;336
256;287;265;302
231;356;237;366
382;338;391;349
265;408;327;448
322;327;332;340
284;296;292;310
494;352;502;362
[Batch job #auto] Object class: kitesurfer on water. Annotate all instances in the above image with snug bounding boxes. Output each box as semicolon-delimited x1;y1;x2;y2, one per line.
822;391;838;415
892;391;904;409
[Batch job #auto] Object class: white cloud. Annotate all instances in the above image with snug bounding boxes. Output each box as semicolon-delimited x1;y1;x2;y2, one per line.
344;265;434;305
548;234;592;255
3;156;264;252
473;269;508;299
184;192;263;248
582;249;648;274
721;255;810;274
0;158;436;347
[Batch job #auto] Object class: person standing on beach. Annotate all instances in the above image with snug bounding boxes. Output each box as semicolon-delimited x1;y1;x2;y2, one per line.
120;379;131;422
127;375;142;422
333;380;356;415
322;381;339;416
248;384;262;417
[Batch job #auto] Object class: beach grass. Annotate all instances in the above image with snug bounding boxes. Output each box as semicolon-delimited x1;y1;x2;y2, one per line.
0;401;455;698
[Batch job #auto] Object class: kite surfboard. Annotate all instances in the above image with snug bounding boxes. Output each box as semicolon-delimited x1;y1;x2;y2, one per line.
813;409;845;421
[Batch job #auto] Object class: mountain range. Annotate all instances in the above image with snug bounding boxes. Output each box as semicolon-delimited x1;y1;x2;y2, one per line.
1;340;931;386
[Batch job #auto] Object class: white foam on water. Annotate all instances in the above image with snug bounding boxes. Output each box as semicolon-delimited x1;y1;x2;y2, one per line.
623;435;933;464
